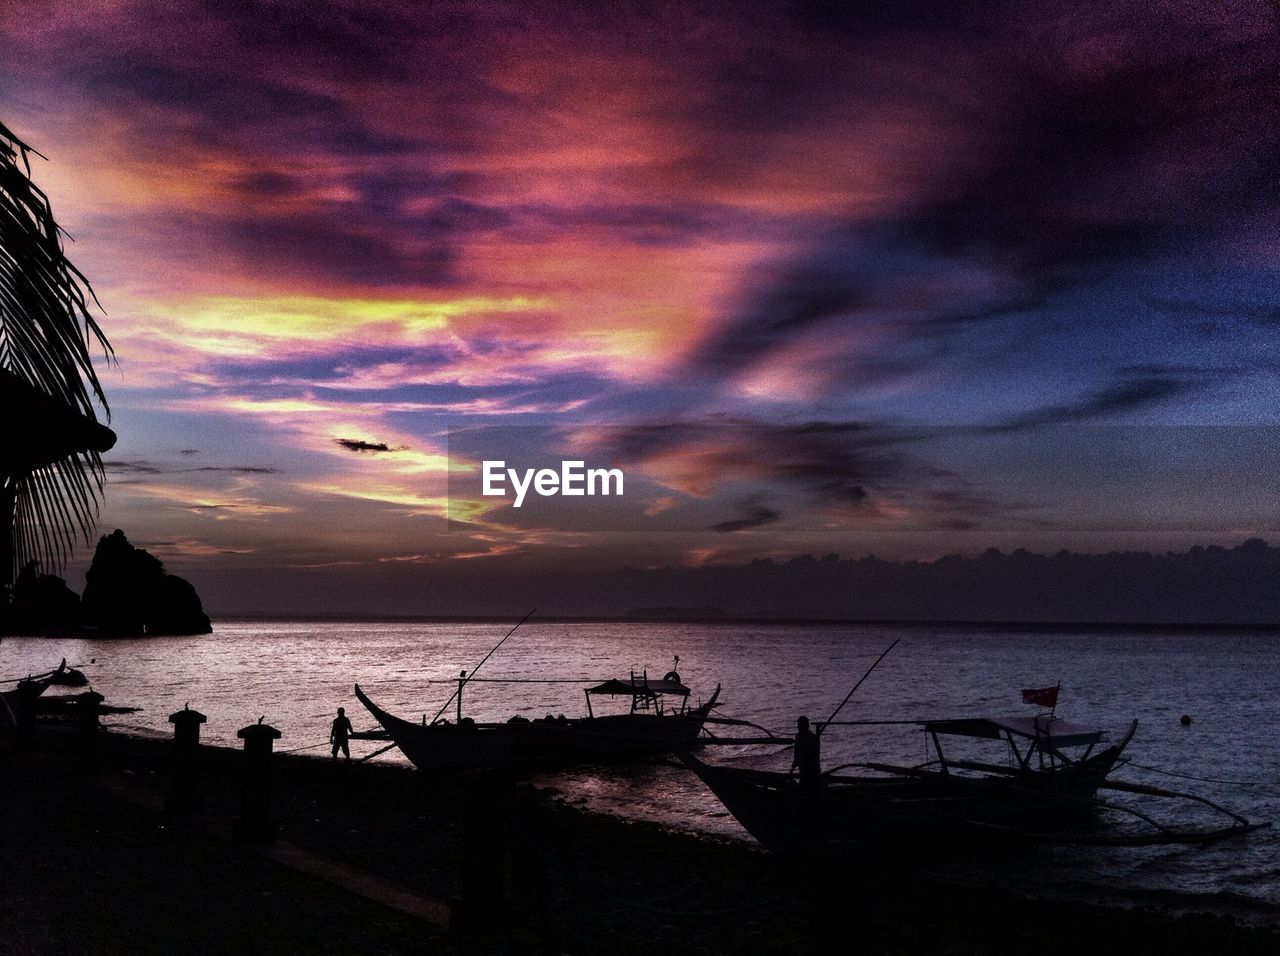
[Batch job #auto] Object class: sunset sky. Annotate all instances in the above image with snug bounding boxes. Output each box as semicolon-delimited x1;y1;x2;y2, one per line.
2;1;1278;613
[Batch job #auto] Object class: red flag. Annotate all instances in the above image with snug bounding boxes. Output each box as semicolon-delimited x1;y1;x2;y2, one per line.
1021;685;1059;708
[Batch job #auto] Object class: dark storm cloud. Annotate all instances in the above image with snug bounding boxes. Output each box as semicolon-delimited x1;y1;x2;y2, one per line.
597;418;905;511
711;504;781;533
105;459;279;475
501;200;814;249
84;59;420;156
993;373;1207;431
687;5;1280;389
71;45;479;285
193;465;279;474
334;438;399;453
105;460;162;475
224;214;456;286
591;416;1053;532
197;0;434;82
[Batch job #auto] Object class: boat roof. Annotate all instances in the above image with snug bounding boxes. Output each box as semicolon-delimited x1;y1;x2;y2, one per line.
922;715;1104;747
585;677;690;697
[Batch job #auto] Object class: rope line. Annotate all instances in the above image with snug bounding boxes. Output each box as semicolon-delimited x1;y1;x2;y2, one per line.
277;740;332;755
1120;759;1280;789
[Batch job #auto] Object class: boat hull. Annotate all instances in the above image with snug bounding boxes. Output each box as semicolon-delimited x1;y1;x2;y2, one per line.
355;683;719;773
680;727;1135;856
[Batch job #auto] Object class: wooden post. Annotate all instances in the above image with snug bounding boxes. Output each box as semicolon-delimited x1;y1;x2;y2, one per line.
234;718;282;842
457;670;466;723
167;704;207;815
14;677;40;748
76;690;104;765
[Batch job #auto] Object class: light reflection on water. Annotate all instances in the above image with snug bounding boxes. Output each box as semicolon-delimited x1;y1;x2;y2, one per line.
3;620;1277;907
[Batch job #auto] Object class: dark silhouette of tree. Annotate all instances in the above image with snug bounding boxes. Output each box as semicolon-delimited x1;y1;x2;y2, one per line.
0;121;115;589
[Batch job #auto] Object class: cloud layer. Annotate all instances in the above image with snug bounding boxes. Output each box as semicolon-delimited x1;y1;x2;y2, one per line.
3;1;1278;606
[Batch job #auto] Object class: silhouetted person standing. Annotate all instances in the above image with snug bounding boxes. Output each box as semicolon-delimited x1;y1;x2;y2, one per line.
791;715;821;793
330;707;353;762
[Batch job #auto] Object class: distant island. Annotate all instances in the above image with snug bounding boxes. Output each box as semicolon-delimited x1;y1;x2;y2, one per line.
601;539;1280;626
4;529;211;636
219;538;1280;626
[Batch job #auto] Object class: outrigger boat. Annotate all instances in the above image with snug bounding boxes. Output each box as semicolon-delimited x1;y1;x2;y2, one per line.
355;664;722;774
0;659;88;730
681;713;1264;854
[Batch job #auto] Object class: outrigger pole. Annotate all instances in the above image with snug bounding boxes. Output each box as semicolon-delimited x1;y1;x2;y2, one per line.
817;638;900;736
358;608;537;764
428;607;537;725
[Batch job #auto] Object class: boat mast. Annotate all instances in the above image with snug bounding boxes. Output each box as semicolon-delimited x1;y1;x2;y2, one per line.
428;608;536;725
818;638;900;735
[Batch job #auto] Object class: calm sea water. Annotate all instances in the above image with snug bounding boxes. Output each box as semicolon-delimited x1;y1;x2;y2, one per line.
4;620;1278;910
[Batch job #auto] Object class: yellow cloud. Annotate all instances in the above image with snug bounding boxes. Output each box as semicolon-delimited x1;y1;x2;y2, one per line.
119;293;551;362
114;480;295;519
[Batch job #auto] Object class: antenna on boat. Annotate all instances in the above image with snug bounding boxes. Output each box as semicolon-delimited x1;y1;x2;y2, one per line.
426;608;537;725
818;638;900;736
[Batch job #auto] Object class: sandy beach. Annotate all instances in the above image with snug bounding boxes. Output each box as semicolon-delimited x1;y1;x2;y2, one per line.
2;725;1276;955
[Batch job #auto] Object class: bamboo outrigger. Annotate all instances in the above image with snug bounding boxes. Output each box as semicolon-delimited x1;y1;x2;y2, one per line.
681;713;1266;855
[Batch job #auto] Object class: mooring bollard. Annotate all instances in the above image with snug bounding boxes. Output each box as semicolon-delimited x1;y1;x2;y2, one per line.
15;678;40;749
234;718;282;842
167;704;207;815
76;690;104;764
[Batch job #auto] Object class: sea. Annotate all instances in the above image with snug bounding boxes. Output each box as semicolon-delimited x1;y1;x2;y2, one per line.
4;620;1278;915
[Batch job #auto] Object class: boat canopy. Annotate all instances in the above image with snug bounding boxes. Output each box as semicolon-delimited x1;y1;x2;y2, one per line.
923;715;1104;748
586;677;690;697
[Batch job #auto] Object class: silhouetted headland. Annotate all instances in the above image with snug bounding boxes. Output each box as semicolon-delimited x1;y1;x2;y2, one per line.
7;561;83;632
83;529;212;635
2;529;212;636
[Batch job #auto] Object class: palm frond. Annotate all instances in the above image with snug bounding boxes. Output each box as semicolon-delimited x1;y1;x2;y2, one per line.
1;122;114;582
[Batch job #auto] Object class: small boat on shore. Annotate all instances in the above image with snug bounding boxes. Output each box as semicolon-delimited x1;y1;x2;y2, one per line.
0;659;83;729
356;666;721;774
681;713;1264;854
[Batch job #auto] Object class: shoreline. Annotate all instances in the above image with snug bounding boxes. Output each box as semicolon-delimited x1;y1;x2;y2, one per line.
2;725;1276;953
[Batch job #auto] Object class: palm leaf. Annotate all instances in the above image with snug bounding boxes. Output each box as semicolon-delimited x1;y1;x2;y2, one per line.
1;122;114;583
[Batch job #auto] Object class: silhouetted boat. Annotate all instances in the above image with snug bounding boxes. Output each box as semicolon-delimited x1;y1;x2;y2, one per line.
355;668;721;773
0;659;80;728
684;713;1266;852
682;714;1156;853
